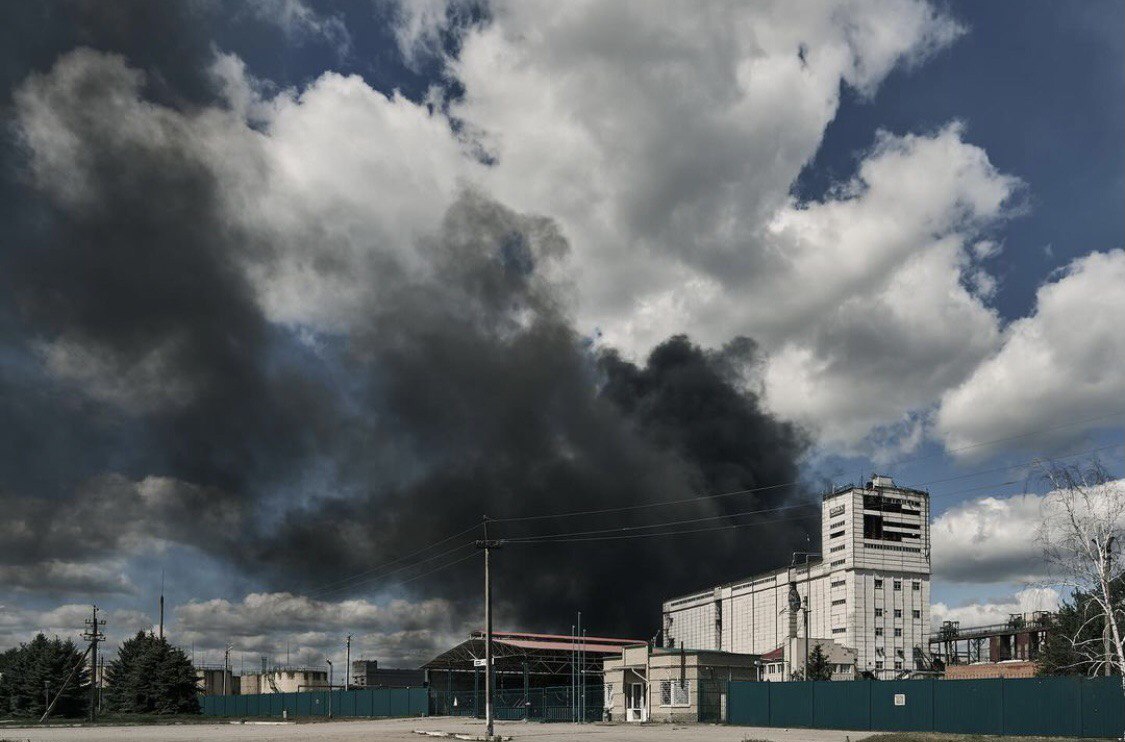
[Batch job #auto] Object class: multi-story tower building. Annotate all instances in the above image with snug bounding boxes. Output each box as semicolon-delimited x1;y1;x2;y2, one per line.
661;475;931;678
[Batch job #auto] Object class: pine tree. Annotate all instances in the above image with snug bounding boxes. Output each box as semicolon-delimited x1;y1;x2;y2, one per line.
807;642;833;681
105;632;200;715
0;634;89;718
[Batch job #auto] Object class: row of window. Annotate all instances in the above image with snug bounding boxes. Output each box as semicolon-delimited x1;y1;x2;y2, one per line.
873;579;921;591
865;543;922;553
875;608;922;619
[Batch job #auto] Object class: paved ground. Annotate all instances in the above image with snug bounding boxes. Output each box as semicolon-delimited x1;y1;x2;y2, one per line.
1;717;872;742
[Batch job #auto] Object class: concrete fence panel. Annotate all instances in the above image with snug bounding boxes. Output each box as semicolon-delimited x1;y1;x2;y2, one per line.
200;687;428;719
727;676;1123;738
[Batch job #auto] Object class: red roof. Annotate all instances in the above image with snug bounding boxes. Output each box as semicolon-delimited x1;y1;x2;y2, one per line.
760;645;784;662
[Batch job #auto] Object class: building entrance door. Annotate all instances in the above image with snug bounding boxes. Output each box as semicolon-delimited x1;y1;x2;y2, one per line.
627;682;646;722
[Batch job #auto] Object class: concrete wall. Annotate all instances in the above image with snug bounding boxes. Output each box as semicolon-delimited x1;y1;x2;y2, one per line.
196;669;236;695
238;670;328;694
945;661;1037;679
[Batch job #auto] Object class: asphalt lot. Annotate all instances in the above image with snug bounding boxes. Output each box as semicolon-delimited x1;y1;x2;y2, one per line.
2;717;871;742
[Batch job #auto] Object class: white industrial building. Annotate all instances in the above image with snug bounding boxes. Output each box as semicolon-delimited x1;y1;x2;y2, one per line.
662;476;930;679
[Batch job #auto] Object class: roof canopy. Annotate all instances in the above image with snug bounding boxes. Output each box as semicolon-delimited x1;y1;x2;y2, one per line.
423;631;645;677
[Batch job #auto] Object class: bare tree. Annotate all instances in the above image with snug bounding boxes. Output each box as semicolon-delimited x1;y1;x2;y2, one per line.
1037;460;1125;695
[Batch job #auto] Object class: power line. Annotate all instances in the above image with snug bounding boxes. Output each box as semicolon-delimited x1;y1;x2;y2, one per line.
308;540;478;599
503;502;817;543
893;409;1125;468
492;441;1118;531
281;433;1119;599
503;476;1034;545
511;512;819;545
304;522;483;598
490;481;798;524
395;550;478;585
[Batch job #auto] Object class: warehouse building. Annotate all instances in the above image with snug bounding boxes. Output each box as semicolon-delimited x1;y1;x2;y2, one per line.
662;476;931;678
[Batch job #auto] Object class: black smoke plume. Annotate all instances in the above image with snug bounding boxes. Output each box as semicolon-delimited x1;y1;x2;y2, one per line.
0;28;815;641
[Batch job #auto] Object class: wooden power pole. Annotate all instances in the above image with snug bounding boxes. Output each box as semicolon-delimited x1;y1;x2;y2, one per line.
82;606;104;722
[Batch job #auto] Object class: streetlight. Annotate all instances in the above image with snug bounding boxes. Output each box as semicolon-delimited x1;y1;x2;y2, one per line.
325;658;333;719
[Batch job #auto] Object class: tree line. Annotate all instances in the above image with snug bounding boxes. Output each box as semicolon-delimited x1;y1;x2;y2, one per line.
0;632;200;718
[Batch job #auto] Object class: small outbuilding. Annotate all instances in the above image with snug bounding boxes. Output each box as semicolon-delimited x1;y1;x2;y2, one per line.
602;644;761;723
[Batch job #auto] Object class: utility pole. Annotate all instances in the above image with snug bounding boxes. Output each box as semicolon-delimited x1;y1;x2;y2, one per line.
83;606;104;722
575;612;582;723
791;551;820;680
345;634;352;691
159;569;165;641
326;658;334;718
224;645;232;696
477;517;503;740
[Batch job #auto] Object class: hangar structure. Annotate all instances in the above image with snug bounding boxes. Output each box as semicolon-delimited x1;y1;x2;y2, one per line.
423;631;641;692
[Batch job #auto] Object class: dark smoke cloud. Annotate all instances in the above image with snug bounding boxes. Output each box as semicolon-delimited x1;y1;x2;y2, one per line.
0;32;815;643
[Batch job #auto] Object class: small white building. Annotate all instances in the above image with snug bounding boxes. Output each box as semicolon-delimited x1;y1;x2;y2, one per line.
662;476;931;679
602;644;760;723
759;638;857;682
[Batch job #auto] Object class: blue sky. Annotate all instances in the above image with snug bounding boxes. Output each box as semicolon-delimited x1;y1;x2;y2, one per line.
0;0;1122;668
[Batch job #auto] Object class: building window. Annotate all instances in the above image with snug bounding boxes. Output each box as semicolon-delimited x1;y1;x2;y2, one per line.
832;628;846;634
912;610;921;619
874;578;884;589
895;649;904;659
830;530;845;539
830;559;845;567
894;609;902;619
893;580;902;591
894;661;903;670
874;608;883;618
832;598;846;606
829;545;845;553
875;661;884;670
830;580;846;588
660;680;690;707
875;628;883;637
912;581;921;591
894;628;902;637
829;520;845;530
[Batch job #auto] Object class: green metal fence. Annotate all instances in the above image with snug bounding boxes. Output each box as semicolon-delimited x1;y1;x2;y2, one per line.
200;687;428;719
429;685;603;722
728;677;1125;738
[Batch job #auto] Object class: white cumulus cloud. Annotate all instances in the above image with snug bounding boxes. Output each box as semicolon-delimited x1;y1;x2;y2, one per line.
937;249;1125;453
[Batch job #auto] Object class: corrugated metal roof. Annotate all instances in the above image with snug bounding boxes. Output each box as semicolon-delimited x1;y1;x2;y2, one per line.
498;637;640;654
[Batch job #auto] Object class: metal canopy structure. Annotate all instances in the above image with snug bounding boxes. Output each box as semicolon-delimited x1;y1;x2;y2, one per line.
424;631;643;681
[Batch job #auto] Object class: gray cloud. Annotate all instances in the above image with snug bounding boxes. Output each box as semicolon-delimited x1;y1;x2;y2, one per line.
1;48;812;643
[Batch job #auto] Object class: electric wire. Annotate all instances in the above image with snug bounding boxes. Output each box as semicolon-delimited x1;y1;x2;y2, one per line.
492;440;1116;528
307;540;478;599
303;521;483;597
504;478;1026;545
285;421;1121;597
